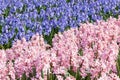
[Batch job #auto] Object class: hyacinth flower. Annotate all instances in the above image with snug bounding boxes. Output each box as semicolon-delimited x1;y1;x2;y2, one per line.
0;50;15;80
0;0;120;47
48;16;120;80
0;16;120;80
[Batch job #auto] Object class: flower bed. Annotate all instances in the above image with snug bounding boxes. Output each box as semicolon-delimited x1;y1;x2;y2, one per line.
0;16;120;80
0;0;120;47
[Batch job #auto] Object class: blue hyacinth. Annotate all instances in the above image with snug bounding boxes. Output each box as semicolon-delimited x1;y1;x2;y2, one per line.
0;0;120;46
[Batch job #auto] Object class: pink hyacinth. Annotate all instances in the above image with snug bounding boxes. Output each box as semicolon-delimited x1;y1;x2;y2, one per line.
65;76;76;80
51;16;120;79
0;50;8;80
6;33;50;78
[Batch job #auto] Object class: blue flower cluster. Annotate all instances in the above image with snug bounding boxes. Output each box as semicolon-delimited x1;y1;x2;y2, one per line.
0;0;120;45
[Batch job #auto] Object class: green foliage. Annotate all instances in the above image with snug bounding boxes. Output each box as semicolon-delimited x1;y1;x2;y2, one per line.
21;73;27;80
66;0;71;3
78;48;83;56
65;26;70;31
0;25;2;34
3;7;10;18
43;27;59;46
21;5;27;13
67;66;92;80
68;67;83;80
116;50;120;78
47;71;57;80
36;5;47;14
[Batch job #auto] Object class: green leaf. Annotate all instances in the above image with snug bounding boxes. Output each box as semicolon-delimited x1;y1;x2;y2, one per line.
41;70;44;78
85;73;91;80
43;27;59;46
0;45;4;49
76;69;82;80
32;67;36;77
15;28;18;34
21;5;27;13
36;6;41;14
29;68;36;78
3;7;10;18
67;66;76;77
78;49;83;56
66;0;71;3
21;73;27;80
65;26;70;31
0;25;2;34
42;5;47;10
117;50;120;77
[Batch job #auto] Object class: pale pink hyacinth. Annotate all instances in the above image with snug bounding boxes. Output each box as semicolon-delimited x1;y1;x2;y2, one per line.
6;33;50;78
51;16;120;79
0;50;8;80
56;75;64;80
65;76;76;80
7;61;16;80
109;16;120;47
52;28;82;74
0;50;16;80
79;19;119;79
35;50;51;78
31;77;44;80
98;72;120;80
80;20;119;79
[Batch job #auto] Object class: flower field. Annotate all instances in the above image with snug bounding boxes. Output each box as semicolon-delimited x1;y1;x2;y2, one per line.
0;0;120;80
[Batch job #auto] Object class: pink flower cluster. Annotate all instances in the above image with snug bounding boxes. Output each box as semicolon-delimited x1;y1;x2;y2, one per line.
0;50;15;80
6;34;50;79
51;16;120;80
0;16;120;80
0;50;8;80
